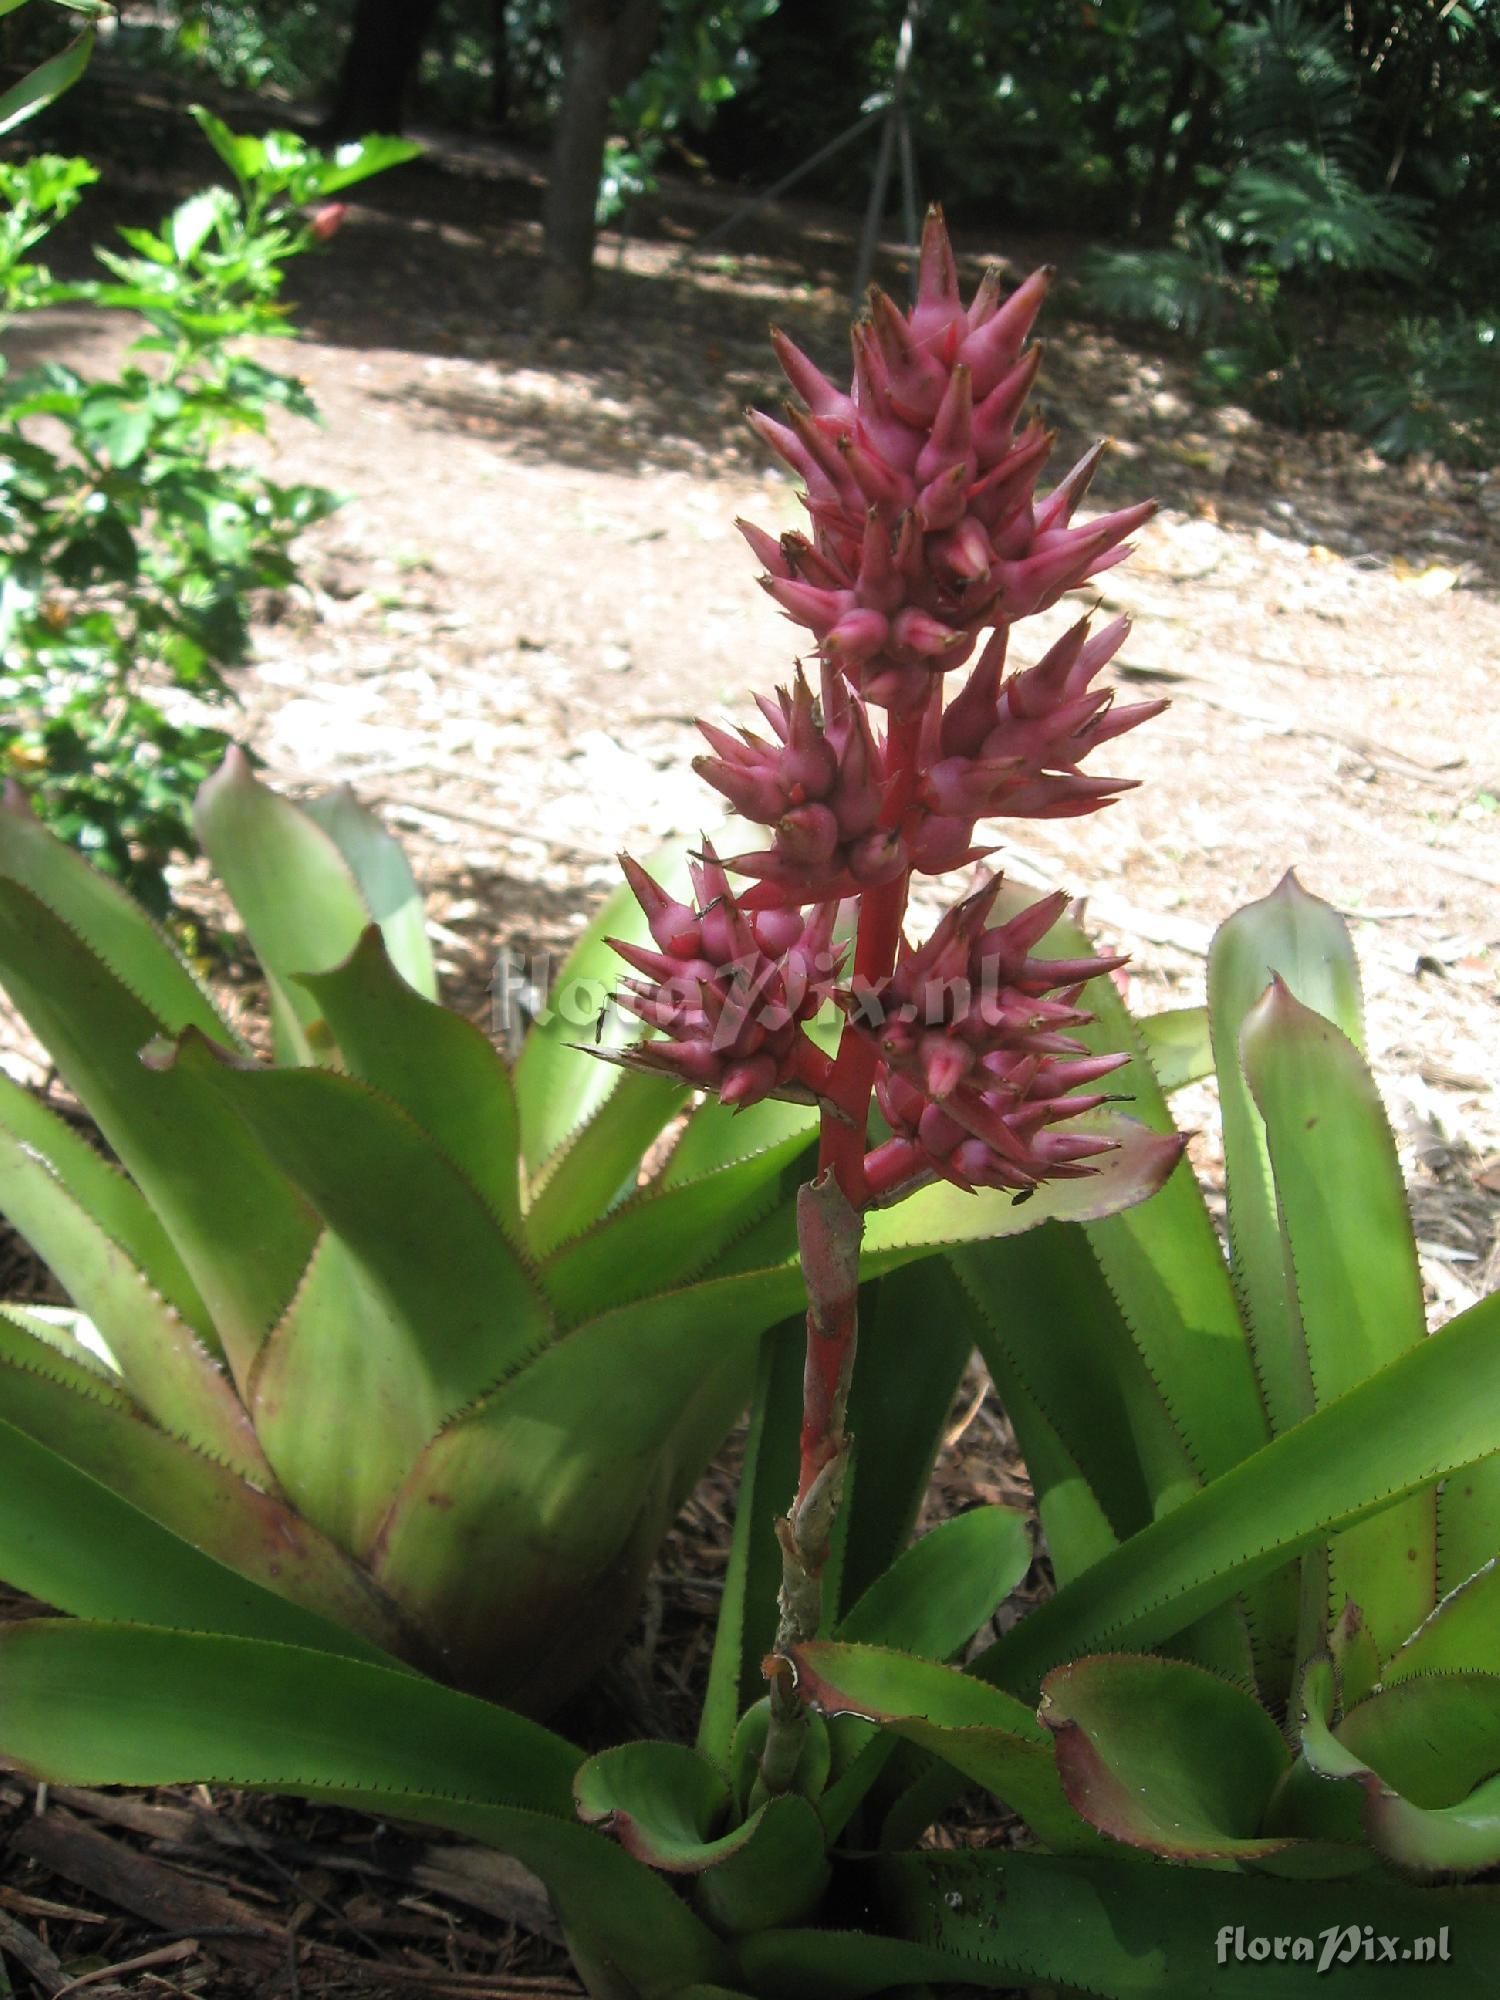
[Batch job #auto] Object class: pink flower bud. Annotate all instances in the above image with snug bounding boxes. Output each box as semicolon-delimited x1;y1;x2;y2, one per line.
310;202;348;243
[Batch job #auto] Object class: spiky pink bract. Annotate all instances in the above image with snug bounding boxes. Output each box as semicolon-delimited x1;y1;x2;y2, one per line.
745;209;1154;716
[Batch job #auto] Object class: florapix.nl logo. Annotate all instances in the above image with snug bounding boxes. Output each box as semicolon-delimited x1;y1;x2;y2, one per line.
1216;1924;1452;1974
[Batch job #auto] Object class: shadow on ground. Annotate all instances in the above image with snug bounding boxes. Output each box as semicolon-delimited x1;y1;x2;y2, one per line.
23;67;1500;587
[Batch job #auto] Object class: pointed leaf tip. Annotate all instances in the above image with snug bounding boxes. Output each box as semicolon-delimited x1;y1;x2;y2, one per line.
138;1024;257;1075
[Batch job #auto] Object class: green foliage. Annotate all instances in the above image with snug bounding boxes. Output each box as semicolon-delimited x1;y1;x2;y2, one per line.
1071;0;1496;453
151;0;351;97
0;112;416;911
1342;311;1500;468
0;0;107;136
2;844;1496;1995
0;765;1133;1720
599;0;779;223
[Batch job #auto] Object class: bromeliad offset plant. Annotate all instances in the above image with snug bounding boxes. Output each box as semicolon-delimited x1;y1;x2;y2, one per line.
603;206;1175;1788
795;874;1500;1902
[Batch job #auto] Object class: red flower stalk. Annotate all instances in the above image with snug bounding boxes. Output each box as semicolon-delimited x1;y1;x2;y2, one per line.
600;207;1180;1797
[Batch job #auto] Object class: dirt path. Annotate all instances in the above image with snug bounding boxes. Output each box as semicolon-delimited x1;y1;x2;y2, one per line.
13;122;1500;1315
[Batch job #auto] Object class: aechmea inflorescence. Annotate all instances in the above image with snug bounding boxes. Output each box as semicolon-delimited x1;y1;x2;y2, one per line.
607;206;1173;1215
602;202;1182;1802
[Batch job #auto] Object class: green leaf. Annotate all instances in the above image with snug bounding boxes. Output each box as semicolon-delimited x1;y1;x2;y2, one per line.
188;104;264;183
814;1504;1037;1843
697;1321;801;1771
1242;977;1435;1658
300;785;435;999
1437;1456;1500;1599
1038;1653;1295;1861
973;1287;1500;1698
158;1030;552;1491
970;1346;1120;1590
306;133;423;194
575;1740;730;1867
661;1093;817;1189
718;1120;1187;1284
168;187;230;261
78;393;152;468
1387;1559;1500;1681
0;881;316;1383
0;1329;410;1655
0;23;93;136
865;1122;1188;1265
520;1063;686;1260
831;1262;979;1619
369;1262;805;1712
872;1848;1500;1998
1209;873;1362;1440
511;840;757;1254
0;1619;729;1996
299;926;519;1241
696;1258;983;1780
837;1505;1033;1660
540;1125;811;1327
0;1619;580;1811
193;749;390;1063
1137;1003;1213;1092
992;886;1264;1493
1282;1661;1500;1874
0;1421;399;1663
513;846;696;1182
0;791;231;1046
0;1068;213;1345
573;1741;827;1934
951;1227;1195;1543
0;1133;264;1475
792;1641;1097;1854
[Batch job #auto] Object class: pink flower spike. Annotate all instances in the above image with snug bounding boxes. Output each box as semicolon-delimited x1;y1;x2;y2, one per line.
825;607;890;662
1033;441;1109;535
914;365;974;487
909;205;963;344
693;754;786;824
959;265;1052;398
971;346;1045;459
771;326;855;421
762;575;851;636
618;853;702;958
1077;695;1171;751
720;1053;781;1109
745;407;828;494
965;261;1005;329
736;517;793;579
940;631;1007;758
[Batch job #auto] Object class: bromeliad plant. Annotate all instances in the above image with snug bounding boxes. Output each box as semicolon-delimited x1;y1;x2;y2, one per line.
0;209;1498;1998
0;755;860;1711
0;717;1153;1716
599;206;1178;1794
797;873;1500;1893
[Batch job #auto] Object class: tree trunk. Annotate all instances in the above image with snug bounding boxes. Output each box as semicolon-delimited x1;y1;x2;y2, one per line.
540;0;659;320
488;0;510;127
322;0;443;141
1136;55;1196;235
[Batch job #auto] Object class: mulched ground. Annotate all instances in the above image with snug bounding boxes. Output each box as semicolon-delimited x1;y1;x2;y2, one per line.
2;67;1498;1997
